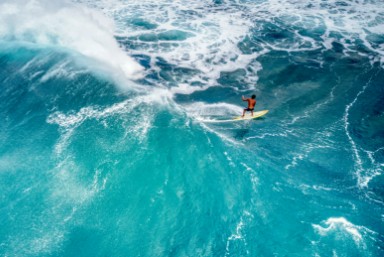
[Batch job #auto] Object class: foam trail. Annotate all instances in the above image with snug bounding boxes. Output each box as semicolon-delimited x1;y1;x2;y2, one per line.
312;217;377;246
343;76;372;188
225;216;249;256
185;102;243;116
0;0;144;81
183;102;242;122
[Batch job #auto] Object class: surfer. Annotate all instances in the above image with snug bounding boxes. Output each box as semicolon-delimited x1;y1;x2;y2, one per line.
242;95;256;117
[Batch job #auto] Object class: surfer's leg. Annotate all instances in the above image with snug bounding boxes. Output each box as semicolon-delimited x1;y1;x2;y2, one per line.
251;110;254;116
242;109;246;117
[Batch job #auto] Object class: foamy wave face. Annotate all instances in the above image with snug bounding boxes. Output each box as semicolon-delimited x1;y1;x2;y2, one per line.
75;0;262;92
0;0;143;80
75;0;384;92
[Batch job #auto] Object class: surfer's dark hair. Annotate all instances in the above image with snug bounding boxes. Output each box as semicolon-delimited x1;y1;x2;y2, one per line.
251;95;256;99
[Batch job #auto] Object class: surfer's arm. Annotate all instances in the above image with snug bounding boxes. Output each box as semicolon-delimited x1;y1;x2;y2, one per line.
242;96;247;101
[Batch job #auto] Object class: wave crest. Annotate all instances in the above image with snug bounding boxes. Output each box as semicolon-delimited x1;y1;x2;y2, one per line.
0;0;143;80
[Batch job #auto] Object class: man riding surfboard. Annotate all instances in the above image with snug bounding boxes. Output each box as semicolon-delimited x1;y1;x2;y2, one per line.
241;94;256;117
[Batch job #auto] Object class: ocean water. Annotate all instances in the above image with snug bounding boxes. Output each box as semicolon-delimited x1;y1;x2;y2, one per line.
1;0;384;256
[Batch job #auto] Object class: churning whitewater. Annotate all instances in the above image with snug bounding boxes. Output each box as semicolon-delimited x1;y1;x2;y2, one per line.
1;0;383;256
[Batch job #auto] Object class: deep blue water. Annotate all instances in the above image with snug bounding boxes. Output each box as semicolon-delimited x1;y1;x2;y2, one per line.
1;0;384;256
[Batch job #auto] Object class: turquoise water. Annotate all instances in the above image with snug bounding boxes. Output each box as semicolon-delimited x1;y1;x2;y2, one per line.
1;0;384;256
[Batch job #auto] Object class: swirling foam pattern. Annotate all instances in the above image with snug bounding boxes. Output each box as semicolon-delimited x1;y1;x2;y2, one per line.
1;0;383;256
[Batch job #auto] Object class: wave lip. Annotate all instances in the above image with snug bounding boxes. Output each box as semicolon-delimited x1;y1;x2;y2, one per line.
0;0;143;80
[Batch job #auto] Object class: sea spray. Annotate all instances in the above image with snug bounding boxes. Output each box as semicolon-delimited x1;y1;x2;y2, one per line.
0;0;144;83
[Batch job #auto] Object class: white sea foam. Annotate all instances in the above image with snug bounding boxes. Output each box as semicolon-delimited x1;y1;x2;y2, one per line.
74;0;263;91
184;102;243;118
312;217;377;246
70;0;384;110
343;77;375;188
48;96;152;133
48;98;137;128
225;213;251;257
0;0;144;82
169;83;211;95
47;93;158;153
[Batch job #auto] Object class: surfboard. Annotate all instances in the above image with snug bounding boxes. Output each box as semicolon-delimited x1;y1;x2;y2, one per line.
199;110;269;123
233;110;269;120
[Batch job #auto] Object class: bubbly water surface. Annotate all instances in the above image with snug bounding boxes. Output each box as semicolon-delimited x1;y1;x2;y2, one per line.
1;0;383;256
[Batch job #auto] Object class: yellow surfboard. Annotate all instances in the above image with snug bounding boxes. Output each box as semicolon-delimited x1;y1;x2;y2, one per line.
233;110;269;121
200;110;269;123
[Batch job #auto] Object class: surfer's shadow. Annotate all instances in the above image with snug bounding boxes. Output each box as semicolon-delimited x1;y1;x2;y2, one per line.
233;121;252;140
234;128;250;140
233;117;266;140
